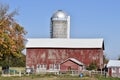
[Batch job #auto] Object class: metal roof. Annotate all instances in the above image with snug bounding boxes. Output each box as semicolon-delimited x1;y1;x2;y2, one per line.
107;60;120;68
51;10;68;19
26;38;104;49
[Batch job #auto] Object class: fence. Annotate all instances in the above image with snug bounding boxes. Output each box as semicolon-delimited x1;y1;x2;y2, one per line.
1;69;23;77
34;69;106;77
1;68;107;77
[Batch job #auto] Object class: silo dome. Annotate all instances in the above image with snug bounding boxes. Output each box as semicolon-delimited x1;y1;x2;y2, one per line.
52;10;68;19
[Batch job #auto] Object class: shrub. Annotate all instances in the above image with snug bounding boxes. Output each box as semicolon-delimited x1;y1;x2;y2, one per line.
86;63;97;70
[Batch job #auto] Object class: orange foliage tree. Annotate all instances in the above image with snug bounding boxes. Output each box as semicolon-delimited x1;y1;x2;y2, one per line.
0;4;27;66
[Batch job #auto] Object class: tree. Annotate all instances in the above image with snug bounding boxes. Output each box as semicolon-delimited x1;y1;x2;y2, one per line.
0;53;26;67
0;4;27;66
103;54;109;64
86;63;97;70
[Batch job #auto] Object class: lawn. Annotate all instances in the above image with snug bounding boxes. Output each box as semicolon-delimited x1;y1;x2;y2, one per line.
0;75;95;80
0;74;120;80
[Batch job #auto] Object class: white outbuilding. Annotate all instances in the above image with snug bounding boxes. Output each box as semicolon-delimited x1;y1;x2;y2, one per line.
107;60;120;78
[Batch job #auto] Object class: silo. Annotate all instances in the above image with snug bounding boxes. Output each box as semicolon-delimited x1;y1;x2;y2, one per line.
50;10;70;38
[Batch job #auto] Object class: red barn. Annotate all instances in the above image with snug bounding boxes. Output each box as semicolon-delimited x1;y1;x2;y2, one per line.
26;38;104;73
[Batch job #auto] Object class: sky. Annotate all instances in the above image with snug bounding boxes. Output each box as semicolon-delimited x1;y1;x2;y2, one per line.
0;0;120;59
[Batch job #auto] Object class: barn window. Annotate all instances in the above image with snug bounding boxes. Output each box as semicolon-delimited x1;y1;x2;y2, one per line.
37;64;40;68
41;64;46;69
54;64;60;70
38;64;46;69
44;64;46;68
49;64;60;70
49;64;53;70
112;68;116;73
41;64;43;68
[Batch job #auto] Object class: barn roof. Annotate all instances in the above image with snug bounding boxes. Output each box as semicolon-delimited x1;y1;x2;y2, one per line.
107;60;120;68
26;38;104;49
60;58;84;66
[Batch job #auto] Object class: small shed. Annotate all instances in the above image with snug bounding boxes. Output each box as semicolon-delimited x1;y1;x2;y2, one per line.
107;60;120;78
60;58;84;71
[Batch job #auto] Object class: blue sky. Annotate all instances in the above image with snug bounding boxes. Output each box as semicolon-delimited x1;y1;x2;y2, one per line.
0;0;120;59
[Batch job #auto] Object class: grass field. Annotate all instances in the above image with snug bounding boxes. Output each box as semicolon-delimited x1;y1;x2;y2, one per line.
0;73;120;80
0;74;96;80
0;76;120;80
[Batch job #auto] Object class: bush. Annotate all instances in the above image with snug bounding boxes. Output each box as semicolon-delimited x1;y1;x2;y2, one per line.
0;54;25;67
86;63;97;70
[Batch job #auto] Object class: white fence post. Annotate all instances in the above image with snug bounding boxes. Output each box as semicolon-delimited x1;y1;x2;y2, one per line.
19;71;21;77
14;70;15;76
2;70;4;76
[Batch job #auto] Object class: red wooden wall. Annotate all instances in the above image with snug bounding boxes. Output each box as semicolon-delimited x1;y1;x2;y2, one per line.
26;48;103;70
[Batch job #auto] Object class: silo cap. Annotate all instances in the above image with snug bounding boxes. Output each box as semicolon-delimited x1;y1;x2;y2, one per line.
52;10;68;19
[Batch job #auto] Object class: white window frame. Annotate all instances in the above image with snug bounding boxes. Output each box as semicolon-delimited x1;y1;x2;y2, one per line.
41;64;43;68
49;64;60;70
49;64;54;70
54;64;60;70
112;67;116;73
37;64;40;69
38;64;47;70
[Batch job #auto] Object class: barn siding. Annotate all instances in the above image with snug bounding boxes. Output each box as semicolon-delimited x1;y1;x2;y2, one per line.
26;48;103;70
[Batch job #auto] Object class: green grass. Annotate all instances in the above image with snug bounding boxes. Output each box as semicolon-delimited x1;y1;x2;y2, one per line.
96;75;120;80
0;74;120;80
0;76;93;80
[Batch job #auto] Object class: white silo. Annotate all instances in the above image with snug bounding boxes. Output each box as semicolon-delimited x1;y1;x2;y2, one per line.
50;10;70;38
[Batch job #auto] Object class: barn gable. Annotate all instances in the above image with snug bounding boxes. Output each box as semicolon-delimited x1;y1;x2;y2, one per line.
60;58;84;66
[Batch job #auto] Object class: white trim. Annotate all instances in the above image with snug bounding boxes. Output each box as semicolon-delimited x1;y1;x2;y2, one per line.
112;67;116;73
49;64;54;70
49;64;60;70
